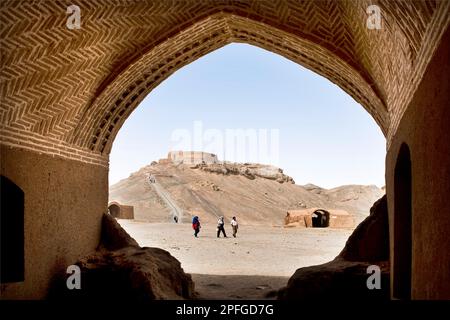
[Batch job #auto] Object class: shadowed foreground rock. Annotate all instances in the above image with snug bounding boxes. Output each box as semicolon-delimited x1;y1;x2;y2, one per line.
339;195;389;262
74;246;194;300
99;213;139;250
278;195;389;300
50;214;194;300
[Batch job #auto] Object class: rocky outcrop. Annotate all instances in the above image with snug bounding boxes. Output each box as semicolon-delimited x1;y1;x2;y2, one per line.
278;260;389;300
278;195;389;299
338;195;389;261
49;213;194;300
73;246;194;300
197;162;295;183
99;213;139;250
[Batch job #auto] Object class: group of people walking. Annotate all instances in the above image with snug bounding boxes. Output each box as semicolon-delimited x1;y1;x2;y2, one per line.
191;215;239;238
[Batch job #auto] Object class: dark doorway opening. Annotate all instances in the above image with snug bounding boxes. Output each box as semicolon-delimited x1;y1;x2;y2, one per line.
1;175;25;283
393;143;412;300
108;203;121;218
312;209;330;228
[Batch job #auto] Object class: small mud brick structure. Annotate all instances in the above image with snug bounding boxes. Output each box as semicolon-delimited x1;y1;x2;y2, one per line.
285;208;354;229
108;202;134;220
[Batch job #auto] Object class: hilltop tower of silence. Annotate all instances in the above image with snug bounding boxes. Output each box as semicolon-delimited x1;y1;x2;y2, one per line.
160;151;219;165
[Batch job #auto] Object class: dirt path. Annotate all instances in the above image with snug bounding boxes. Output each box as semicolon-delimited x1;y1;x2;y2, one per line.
148;177;184;222
118;221;352;299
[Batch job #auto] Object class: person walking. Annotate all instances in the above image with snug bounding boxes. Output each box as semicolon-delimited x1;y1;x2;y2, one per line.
192;216;201;237
217;216;227;238
230;216;238;238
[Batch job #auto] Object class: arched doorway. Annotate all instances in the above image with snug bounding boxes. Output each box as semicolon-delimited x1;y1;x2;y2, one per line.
393;143;412;300
108;202;134;219
73;12;389;155
0;175;25;283
312;209;330;228
108;203;121;218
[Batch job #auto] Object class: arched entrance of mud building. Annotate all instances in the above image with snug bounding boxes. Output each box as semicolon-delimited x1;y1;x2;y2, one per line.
312;209;330;228
108;203;121;218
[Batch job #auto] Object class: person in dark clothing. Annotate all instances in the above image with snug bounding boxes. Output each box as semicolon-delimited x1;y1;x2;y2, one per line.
192;216;201;237
217;216;227;238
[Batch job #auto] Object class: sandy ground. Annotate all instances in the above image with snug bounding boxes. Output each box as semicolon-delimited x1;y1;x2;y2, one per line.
118;220;352;299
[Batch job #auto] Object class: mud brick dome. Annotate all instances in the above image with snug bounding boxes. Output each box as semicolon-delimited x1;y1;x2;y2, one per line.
0;0;449;300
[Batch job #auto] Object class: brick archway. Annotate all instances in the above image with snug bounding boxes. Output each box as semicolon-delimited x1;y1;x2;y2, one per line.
72;12;389;155
1;1;448;166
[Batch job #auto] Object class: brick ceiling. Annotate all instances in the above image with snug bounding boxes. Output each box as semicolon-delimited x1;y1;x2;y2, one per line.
0;0;448;166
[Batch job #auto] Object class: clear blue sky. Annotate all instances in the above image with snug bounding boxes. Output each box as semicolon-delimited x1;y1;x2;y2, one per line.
109;43;386;189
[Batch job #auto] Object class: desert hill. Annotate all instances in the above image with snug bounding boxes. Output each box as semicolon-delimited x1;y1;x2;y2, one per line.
109;153;384;226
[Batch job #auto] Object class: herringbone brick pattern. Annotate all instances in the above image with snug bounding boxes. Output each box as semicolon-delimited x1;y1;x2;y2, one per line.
0;0;448;165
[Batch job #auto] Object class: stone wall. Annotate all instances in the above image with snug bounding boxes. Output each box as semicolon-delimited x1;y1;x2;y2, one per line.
385;27;450;299
0;146;107;299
